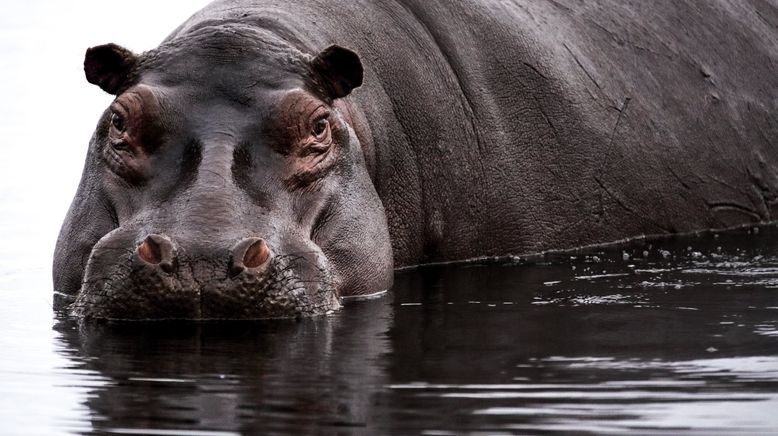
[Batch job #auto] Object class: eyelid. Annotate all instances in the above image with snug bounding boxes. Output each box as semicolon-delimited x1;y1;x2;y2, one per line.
311;106;330;121
109;102;128;118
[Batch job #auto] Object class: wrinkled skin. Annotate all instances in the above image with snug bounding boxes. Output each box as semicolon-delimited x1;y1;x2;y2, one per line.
54;0;778;319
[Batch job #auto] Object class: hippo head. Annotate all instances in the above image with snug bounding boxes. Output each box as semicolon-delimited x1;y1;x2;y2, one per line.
53;25;393;319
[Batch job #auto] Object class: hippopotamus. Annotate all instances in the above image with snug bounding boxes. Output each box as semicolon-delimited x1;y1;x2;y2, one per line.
54;0;778;319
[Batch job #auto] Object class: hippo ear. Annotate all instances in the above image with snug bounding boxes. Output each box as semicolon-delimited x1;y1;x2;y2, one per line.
84;43;138;95
311;45;363;99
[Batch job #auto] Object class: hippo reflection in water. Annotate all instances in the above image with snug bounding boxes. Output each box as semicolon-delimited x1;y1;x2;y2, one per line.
54;0;778;319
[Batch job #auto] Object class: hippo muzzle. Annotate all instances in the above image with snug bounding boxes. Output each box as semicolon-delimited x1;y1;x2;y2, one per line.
72;231;340;320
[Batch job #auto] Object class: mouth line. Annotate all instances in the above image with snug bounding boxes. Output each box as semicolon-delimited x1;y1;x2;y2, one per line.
68;278;341;321
67;312;338;323
340;289;389;302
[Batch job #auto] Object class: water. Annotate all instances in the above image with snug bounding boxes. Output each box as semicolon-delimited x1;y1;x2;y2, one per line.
1;2;777;434
3;228;776;435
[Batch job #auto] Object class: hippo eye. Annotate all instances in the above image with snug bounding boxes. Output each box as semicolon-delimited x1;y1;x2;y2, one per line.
110;112;126;133
312;117;329;139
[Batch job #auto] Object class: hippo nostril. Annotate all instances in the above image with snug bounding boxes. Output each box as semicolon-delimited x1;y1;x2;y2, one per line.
137;234;175;273
230;237;271;277
138;237;161;264
244;239;270;268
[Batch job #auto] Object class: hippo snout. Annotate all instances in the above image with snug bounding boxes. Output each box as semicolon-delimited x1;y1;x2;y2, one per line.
71;231;341;320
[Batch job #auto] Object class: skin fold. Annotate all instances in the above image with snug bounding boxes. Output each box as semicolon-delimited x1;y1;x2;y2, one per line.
54;0;778;319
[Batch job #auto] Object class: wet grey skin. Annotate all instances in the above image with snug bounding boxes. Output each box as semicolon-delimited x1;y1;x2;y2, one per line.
54;0;778;320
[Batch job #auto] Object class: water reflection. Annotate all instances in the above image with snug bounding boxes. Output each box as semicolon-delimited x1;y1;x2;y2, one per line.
53;226;778;434
54;296;393;435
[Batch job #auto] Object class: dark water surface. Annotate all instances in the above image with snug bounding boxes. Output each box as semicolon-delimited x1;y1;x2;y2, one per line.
35;226;778;435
